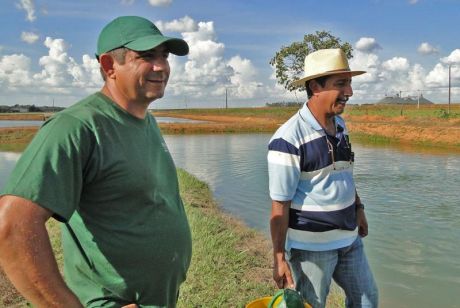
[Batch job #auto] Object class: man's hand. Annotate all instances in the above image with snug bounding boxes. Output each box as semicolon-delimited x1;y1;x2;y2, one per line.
273;258;295;289
356;208;368;237
122;304;138;308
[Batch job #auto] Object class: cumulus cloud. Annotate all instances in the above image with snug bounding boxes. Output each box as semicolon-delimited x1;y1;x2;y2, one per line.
355;37;381;53
148;0;172;6
156;16;198;33
168;21;231;96
441;49;460;64
227;56;263;98
425;63;448;87
0;54;33;87
33;37;101;92
164;17;263;104
349;50;380;84
382;57;410;71
418;42;439;55
21;31;39;44
16;0;36;22
0;36;101;100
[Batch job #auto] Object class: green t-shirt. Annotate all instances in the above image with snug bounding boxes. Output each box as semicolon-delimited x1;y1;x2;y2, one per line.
3;92;192;307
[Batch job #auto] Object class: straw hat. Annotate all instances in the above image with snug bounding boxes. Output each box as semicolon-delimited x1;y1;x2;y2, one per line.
290;48;366;88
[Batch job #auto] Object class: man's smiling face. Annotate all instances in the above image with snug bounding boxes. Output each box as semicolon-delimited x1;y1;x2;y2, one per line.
316;72;353;116
114;44;171;105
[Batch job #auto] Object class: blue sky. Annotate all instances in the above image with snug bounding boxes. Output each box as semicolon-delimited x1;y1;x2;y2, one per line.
1;0;460;108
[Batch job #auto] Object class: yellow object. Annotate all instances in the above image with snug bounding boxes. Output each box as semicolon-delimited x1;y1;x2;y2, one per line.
245;296;312;308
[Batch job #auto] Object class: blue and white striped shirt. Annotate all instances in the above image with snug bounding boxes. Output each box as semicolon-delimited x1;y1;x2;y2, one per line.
268;103;358;251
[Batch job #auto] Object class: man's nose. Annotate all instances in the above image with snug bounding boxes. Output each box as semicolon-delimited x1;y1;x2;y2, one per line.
151;58;169;71
345;85;353;97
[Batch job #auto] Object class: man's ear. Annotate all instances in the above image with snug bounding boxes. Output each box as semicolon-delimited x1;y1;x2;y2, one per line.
309;79;321;95
99;54;116;79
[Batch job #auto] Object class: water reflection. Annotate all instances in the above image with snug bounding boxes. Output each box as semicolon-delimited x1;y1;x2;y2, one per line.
0;120;43;127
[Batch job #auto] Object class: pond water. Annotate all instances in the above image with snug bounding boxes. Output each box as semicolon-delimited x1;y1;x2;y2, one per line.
0;117;205;128
1;134;459;308
0;120;44;127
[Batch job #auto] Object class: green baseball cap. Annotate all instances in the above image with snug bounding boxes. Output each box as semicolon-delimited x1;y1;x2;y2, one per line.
96;16;189;58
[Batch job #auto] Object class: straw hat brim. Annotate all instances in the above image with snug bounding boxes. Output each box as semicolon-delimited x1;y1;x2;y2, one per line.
291;70;366;88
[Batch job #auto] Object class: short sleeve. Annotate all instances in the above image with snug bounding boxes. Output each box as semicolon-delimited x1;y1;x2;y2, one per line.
267;137;301;201
2;114;93;221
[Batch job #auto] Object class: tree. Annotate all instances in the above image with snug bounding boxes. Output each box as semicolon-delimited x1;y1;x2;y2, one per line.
269;31;353;92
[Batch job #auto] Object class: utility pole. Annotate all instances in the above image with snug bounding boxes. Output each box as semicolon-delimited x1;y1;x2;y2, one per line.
448;64;451;115
417;90;421;109
225;87;228;109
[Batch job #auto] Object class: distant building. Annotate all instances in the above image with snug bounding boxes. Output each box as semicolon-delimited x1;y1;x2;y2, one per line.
377;94;434;105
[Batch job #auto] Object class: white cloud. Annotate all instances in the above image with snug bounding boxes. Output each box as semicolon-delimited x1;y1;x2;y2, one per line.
16;0;36;22
350;50;380;84
227;56;263;98
0;54;33;87
441;49;460;64
21;31;39;44
355;37;381;53
169;21;231;95
165;18;263;103
121;0;135;4
0;36;101;101
425;63;448;87
382;57;410;71
418;42;439;55
408;0;418;4
33;37;101;92
148;0;172;6
156;16;198;33
34;37;71;88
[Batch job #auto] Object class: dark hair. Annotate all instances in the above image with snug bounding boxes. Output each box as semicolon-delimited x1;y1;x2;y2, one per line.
305;75;330;99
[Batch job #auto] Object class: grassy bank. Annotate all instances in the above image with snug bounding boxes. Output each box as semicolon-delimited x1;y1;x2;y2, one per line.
0;169;344;307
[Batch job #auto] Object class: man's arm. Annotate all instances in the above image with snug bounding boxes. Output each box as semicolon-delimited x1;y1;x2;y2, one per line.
355;192;368;237
0;195;82;308
270;200;294;289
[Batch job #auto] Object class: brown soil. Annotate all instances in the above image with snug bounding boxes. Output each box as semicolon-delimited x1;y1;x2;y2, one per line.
0;113;50;121
0;127;38;145
343;114;460;148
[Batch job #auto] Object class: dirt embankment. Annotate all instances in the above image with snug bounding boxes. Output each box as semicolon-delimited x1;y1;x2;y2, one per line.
344;115;460;148
154;112;280;134
1;108;459;149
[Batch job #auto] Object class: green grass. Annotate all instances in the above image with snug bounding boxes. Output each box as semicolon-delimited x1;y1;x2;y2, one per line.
176;169;276;307
347;103;460;119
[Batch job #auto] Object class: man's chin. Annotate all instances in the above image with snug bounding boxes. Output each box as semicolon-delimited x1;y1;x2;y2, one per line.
333;103;346;115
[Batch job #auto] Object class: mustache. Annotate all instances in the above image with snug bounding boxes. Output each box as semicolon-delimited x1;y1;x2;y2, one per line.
146;73;167;81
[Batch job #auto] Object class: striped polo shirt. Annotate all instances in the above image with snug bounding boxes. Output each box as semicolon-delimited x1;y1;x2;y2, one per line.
268;103;358;251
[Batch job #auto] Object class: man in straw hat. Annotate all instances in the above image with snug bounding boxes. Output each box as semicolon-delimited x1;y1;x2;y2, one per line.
268;48;378;307
0;16;191;307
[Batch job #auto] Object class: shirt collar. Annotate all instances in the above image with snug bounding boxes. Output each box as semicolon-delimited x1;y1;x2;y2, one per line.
299;103;323;131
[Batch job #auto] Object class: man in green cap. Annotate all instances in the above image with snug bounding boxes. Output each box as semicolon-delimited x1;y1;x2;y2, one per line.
0;16;191;307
